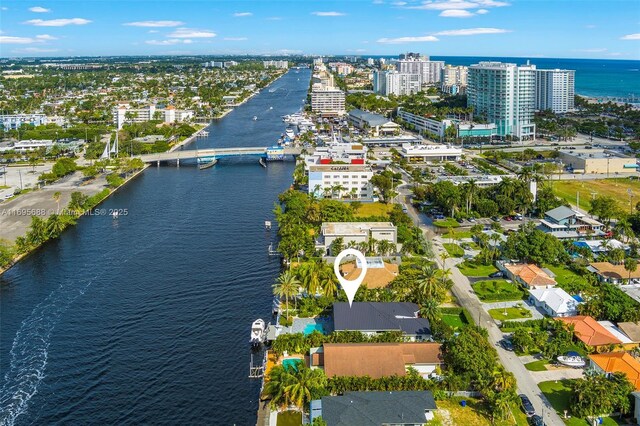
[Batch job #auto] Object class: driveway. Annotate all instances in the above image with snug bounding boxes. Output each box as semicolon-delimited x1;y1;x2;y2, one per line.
530;367;585;383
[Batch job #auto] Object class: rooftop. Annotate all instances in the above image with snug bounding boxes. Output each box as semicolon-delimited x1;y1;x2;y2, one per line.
617;322;640;343
505;263;557;288
558;315;622;347
333;302;430;336
528;287;579;315
341;258;399;289
320;342;442;378
545;205;581;222
589;352;640;390
321;222;395;236
588;261;640;280
348;109;393;127
559;149;631;159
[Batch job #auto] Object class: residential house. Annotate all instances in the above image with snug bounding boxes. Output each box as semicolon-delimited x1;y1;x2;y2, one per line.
538;206;605;239
340;257;399;289
320;222;397;256
572;239;628;257
588;261;640;285
333;302;431;341
347;109;400;137
528;287;580;317
310;391;437;426
633;391;640;425
558;316;622;350
588;352;640;390
618;322;640;345
501;263;557;289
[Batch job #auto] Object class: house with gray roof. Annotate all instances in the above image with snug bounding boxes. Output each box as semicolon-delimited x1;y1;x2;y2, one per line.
347;109;400;137
310;391;437;426
333;302;431;341
538;206;604;239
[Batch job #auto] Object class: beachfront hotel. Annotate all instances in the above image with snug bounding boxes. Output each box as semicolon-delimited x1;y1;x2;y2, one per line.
467;61;537;140
535;69;576;113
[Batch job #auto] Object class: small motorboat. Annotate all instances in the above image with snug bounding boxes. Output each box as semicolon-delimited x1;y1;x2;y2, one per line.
112;211;119;219
252;116;258;121
557;351;585;368
269;106;273;110
198;158;217;170
250;319;266;346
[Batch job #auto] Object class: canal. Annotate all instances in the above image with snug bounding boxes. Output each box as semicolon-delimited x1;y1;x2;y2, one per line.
0;68;311;425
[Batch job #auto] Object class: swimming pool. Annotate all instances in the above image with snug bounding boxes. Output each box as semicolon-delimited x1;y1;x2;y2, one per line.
302;323;325;335
282;358;301;371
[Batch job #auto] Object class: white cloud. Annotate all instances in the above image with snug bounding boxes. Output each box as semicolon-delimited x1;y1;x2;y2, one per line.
440;9;475;17
124;20;184;27
608;52;623;56
408;0;509;10
167;28;216;38
476;9;489;14
145;39;193;45
233;12;252;17
25;18;91;26
148;30;159;33
224;37;248;41
311;11;346;16
621;33;640;40
1;7;8;11
392;1;407;4
377;35;439;43
433;27;510;36
0;34;56;44
13;47;59;53
29;6;50;13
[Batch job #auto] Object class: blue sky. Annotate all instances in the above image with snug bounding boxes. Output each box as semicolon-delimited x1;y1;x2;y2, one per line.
0;0;639;59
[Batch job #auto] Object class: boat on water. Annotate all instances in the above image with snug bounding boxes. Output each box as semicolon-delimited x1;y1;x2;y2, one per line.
112;211;119;219
269;106;273;110
557;352;585;368
285;128;295;139
198;158;217;170
250;319;266;346
252;116;258;121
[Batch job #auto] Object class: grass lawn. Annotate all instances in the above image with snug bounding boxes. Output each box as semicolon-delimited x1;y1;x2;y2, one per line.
488;307;532;321
433;218;460;228
354;202;395;218
443;243;465;258
432;398;529;426
457;261;499;277
544;264;589;291
553;178;640;212
539;379;574;414
442;313;466;328
472;279;525;302
276;410;302;426
524;359;549;371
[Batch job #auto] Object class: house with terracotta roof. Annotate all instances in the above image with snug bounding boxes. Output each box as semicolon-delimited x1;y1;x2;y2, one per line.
558;316;623;350
340;257;399;289
501;263;557;289
311;342;442;379
588;352;640;390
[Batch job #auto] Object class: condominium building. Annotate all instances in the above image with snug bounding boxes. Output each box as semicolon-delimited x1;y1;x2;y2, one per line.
113;104;194;129
396;57;445;84
399;143;462;162
373;70;422;96
441;65;468;94
308;164;374;199
262;60;288;69
397;109;496;139
311;88;346;116
0;114;46;130
535;69;575;113
467;61;537;139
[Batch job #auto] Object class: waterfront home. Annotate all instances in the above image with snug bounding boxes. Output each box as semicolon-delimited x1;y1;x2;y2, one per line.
310;391;437;426
538;206;605;240
332;302;431;341
340;257;399;289
347;109;400;137
310;342;442;379
588;261;640;284
588;352;640;390
558;316;622;350
528;287;580;317
319;222;397;256
572;239;628;257
500;262;557;289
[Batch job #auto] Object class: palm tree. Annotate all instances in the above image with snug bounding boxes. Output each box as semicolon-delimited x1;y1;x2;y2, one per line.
417;264;444;303
616;219;635;243
492;368;516;392
320;264;339;298
52;191;61;213
272;270;301;316
46;214;67;238
440;252;450;268
285;364;327;409
299;261;322;296
420;298;440;323
462;179;478;214
624;257;638;283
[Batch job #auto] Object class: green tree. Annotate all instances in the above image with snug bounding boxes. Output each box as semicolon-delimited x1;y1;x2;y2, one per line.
273;270;301;316
624;257;638;282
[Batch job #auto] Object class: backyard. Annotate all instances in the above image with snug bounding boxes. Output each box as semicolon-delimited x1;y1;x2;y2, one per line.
431;398;529;426
544;264;589;291
488;306;532;321
440;307;472;329
443;243;465;258
472;279;525;302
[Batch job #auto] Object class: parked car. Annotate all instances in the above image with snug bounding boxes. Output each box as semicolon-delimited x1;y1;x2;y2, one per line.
491;216;500;222
468;217;477;223
434;214;445;220
519;394;536;417
504;216;513;221
489;271;504;278
456;218;464;224
514;214;523;220
500;339;514;352
529;414;544;426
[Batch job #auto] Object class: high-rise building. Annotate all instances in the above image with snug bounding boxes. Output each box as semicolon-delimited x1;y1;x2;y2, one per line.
535;69;575;113
311;89;346;116
396;57;444;85
441;65;468;94
467;61;537;140
263;60;289;69
367;58;375;66
373;70;422;96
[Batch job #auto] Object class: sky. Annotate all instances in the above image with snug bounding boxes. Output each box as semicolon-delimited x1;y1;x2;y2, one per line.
0;0;639;59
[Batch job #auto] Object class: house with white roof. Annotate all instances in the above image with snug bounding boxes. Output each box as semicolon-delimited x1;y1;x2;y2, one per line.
538;206;605;239
528;287;580;317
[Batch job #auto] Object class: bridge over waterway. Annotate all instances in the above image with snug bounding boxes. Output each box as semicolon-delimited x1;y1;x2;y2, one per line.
138;146;305;165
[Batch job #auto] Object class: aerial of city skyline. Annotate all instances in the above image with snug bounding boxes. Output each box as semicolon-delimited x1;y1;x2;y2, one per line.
1;0;639;59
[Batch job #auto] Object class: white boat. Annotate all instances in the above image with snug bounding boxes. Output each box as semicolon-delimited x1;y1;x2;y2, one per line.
250;319;266;345
285;128;295;139
252;116;258;121
269;106;273;110
557;355;585;368
112;211;119;219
